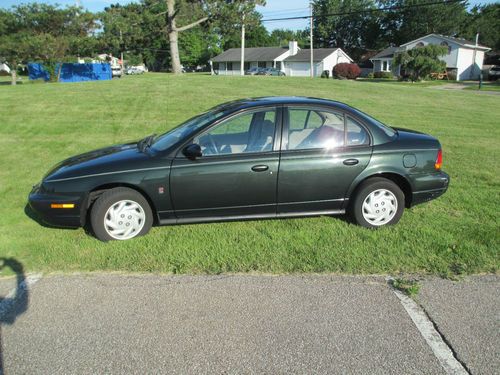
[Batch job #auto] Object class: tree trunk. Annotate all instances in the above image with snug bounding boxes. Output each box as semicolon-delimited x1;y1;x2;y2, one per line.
11;64;17;86
166;0;182;75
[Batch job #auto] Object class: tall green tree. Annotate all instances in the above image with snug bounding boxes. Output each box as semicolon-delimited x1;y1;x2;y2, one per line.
163;0;265;74
376;0;468;46
268;29;309;47
0;4;97;84
312;0;377;60
461;3;500;50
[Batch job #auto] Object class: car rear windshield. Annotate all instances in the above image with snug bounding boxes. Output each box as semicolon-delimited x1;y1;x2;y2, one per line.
350;108;397;139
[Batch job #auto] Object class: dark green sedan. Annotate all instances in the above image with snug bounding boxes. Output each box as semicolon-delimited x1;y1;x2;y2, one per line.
29;97;449;241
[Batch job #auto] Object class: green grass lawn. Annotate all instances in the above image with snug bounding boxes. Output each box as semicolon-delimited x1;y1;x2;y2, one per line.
0;74;498;276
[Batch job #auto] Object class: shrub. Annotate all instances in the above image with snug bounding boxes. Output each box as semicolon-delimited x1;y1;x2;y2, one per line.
366;72;374;79
333;63;361;79
374;71;394;79
321;70;330;78
393;44;448;81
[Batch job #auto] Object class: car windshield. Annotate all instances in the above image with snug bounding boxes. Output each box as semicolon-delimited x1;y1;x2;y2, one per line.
151;108;229;152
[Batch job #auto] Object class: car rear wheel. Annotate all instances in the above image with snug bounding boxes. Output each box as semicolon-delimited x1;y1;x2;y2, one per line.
90;187;153;241
350;178;405;228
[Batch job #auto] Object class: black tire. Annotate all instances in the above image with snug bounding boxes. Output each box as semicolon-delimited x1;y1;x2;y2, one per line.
350;177;405;228
90;187;153;241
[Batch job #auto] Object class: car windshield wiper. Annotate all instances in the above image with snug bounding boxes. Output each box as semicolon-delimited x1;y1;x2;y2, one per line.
138;134;156;152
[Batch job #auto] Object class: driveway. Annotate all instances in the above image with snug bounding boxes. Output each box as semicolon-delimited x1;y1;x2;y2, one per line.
0;274;498;374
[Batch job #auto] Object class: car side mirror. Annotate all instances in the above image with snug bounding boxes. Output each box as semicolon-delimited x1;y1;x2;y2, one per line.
183;144;202;159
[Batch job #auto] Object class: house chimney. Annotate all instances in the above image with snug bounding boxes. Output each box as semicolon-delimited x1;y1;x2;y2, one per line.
289;41;299;56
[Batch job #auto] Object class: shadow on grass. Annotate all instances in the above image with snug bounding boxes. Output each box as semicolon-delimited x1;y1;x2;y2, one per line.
0;258;30;374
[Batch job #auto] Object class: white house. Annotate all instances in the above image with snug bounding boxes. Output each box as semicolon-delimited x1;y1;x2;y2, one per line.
283;48;352;77
0;63;10;76
370;34;491;81
211;41;353;77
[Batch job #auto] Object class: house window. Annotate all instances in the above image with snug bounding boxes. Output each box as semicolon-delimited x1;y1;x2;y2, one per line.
258;61;266;68
440;41;451;54
244;62;250;70
382;60;391;71
227;62;233;71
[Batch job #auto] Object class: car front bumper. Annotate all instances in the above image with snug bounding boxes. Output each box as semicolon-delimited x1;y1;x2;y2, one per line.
411;171;450;206
28;184;85;228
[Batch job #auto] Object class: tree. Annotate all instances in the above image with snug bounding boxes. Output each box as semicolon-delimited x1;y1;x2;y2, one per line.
312;0;377;60
268;29;309;48
393;44;447;81
377;0;468;47
0;4;98;84
163;0;265;74
461;4;500;51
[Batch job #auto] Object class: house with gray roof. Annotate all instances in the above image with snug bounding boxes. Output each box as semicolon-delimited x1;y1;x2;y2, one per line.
283;48;353;77
210;41;353;77
370;34;491;80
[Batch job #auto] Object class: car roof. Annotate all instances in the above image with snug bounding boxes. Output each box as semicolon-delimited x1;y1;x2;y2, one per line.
214;96;354;112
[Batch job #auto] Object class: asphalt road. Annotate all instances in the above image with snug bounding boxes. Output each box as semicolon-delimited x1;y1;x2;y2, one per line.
0;274;498;374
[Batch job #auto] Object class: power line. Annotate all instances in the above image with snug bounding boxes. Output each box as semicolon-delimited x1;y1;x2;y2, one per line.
261;0;463;22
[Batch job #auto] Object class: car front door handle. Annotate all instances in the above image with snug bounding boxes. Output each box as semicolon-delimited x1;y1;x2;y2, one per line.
251;165;269;172
343;159;359;166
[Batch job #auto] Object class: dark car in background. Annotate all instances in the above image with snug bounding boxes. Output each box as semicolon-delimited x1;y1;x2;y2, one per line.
245;67;265;75
488;66;500;80
257;67;286;76
29;97;449;241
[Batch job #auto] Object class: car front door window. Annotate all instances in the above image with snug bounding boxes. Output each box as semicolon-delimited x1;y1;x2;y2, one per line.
194;109;276;156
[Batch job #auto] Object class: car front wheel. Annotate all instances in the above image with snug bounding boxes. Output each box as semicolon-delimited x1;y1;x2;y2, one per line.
90;187;153;241
350;178;405;228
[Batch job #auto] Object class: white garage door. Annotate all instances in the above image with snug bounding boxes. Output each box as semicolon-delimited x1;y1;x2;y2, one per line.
288;62;310;77
287;62;322;77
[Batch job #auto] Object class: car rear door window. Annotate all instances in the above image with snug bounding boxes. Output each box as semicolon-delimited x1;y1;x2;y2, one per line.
194;109;276;156
287;108;345;150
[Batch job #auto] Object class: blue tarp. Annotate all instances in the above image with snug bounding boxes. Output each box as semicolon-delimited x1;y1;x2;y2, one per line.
58;63;112;82
27;63;112;82
27;63;50;81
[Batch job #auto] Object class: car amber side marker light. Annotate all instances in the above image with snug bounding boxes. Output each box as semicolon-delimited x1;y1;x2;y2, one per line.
435;149;443;170
51;203;75;209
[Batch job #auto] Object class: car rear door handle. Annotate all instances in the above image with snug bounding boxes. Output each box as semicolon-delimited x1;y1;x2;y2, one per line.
343;159;359;166
251;165;269;172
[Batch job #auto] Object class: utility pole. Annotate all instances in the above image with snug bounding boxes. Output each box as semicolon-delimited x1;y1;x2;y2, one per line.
240;13;246;76
470;32;479;80
310;1;314;78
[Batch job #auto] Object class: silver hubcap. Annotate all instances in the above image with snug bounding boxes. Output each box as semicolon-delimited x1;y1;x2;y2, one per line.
362;189;398;226
104;200;146;240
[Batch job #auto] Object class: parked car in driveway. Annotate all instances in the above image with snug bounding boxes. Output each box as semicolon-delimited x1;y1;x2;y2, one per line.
257;67;286;76
29;97;449;241
488;65;500;80
245;67;265;75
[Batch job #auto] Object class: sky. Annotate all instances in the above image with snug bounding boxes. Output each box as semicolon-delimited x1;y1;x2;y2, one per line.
1;0;498;31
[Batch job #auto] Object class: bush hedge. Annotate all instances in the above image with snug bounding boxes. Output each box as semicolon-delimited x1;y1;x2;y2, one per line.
333;63;361;79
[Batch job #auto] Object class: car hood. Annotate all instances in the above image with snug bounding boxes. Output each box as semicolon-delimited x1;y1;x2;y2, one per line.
43;142;158;182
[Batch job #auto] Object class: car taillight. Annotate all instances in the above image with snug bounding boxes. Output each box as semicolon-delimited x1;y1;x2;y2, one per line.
435;149;443;170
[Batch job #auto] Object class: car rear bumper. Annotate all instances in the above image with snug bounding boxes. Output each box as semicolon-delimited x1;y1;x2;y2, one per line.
411;171;450;206
28;185;84;228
